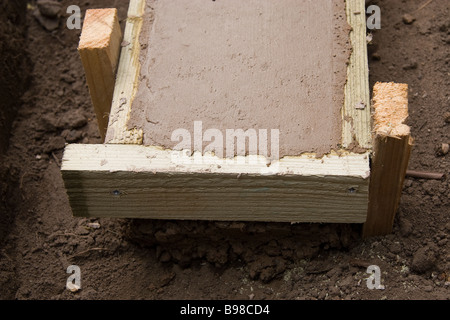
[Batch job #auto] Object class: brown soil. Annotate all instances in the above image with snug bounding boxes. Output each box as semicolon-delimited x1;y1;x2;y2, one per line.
0;0;31;154
0;0;449;300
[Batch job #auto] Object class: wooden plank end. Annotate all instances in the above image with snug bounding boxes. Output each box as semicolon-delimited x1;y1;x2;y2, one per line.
78;8;122;141
79;9;120;50
363;82;413;238
372;82;409;136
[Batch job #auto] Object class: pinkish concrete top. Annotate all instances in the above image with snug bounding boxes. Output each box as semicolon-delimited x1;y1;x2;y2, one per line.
128;0;351;158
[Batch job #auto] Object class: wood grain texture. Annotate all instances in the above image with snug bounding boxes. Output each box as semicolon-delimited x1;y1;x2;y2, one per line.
363;82;412;238
63;0;374;223
104;0;145;144
343;0;372;149
61;144;370;222
78;9;122;141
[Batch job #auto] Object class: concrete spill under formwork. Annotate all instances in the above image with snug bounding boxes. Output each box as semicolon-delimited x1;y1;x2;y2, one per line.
128;0;352;158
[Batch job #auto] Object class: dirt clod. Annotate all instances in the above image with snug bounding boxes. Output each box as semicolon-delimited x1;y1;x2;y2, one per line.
411;247;437;274
33;9;59;31
403;61;418;70
63;110;88;129
43;136;66;153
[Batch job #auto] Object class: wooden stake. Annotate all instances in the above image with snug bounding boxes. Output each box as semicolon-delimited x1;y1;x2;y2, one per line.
78;9;122;141
363;82;413;238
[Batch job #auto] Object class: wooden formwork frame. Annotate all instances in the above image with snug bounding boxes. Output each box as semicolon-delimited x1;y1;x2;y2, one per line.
62;0;412;236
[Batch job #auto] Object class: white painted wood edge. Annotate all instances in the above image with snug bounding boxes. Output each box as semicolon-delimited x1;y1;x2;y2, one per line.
105;0;145;144
62;144;370;179
343;0;372;148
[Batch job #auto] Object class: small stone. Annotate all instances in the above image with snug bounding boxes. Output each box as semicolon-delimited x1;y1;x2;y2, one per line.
402;14;416;25
87;222;101;229
37;0;62;19
403;62;418;70
435;143;449;157
444;112;450;124
33;9;59;31
66;283;81;293
371;52;381;61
